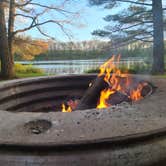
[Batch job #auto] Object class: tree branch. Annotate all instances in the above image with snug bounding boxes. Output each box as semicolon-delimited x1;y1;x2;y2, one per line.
134;36;153;43
125;10;152;20
36;25;55;40
14;13;34;19
15;0;33;7
116;0;152;6
104;20;153;36
29;2;76;14
117;22;150;32
105;10;152;25
14;17;73;41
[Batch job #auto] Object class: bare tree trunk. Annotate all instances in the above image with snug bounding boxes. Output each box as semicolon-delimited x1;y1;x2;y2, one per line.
0;0;14;79
8;0;15;76
152;0;164;74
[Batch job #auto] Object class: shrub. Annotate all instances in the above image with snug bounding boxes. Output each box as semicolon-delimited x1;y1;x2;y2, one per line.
84;68;99;73
14;63;43;74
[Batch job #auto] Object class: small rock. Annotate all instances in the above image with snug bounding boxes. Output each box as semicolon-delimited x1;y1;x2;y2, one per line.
31;129;41;134
79;135;85;138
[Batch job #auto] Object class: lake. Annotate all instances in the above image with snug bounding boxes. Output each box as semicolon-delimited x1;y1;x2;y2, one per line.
16;58;145;75
16;59;106;75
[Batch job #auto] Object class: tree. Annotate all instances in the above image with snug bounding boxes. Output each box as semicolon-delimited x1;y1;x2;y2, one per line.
13;36;49;60
0;0;14;78
0;0;80;78
89;0;165;73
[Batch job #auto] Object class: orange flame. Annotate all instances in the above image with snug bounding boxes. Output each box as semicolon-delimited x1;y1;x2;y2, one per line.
61;55;147;112
130;82;147;101
97;89;115;109
98;55;116;83
97;55;146;108
62;103;72;112
97;55;127;108
130;85;143;101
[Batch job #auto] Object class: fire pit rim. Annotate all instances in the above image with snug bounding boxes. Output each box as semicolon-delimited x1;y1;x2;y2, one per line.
0;74;165;149
0;124;166;149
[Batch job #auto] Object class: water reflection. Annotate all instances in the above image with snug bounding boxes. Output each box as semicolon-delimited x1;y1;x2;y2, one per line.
16;58;145;75
17;59;106;75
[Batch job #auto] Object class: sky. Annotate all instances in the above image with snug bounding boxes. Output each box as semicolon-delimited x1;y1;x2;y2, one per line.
19;0;166;42
22;0;115;42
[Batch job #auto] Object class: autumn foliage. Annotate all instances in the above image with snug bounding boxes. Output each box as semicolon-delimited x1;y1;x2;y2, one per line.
13;36;49;60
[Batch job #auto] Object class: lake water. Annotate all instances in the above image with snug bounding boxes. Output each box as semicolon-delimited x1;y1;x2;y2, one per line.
17;59;106;75
16;58;145;75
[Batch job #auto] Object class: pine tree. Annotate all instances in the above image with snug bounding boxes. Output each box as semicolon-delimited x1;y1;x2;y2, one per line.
89;0;165;73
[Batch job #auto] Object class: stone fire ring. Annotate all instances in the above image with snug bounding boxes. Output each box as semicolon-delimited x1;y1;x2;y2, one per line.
0;74;166;166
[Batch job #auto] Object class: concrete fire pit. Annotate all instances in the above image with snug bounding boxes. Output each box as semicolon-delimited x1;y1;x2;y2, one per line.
0;74;166;166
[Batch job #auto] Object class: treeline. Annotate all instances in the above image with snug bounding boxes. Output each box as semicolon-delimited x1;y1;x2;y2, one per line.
49;40;109;51
34;50;108;60
110;44;153;61
34;47;152;61
33;41;154;61
14;37;165;61
14;36;48;61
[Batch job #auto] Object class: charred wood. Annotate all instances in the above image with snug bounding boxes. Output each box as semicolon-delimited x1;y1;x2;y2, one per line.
75;75;108;110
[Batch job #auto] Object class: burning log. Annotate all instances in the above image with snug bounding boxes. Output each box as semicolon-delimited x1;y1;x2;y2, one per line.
141;81;157;97
74;74;155;111
61;56;157;112
75;75;108;110
107;91;131;105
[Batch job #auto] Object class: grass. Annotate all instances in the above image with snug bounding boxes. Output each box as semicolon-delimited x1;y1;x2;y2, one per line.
14;63;46;78
16;72;46;78
85;67;100;74
0;63;46;80
152;74;166;78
